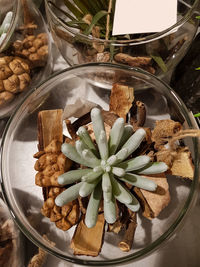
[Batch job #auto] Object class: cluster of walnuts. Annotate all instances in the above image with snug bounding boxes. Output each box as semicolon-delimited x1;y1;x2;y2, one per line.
0;33;48;107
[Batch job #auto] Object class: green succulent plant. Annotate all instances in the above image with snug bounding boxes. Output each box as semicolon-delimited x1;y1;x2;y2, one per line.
55;108;168;228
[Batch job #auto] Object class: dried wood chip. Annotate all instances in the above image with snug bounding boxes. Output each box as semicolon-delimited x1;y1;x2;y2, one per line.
37;109;63;151
134;174;170;219
170;147;194;179
114;53;152;67
118;212;137;252
109;83;134;120
71;213;105;256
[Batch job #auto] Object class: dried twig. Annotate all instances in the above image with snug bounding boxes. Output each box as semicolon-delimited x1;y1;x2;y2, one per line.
106;0;112;40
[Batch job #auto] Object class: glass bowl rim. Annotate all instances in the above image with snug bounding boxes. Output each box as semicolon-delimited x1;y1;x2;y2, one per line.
0;0;20;52
45;0;200;45
1;62;199;266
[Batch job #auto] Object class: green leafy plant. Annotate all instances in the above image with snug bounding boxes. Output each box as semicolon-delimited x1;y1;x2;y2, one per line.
55;108;168;228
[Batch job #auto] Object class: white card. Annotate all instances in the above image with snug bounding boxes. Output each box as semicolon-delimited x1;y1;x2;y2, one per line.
112;0;177;36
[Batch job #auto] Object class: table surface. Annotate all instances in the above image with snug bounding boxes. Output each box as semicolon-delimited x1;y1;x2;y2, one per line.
1;42;200;267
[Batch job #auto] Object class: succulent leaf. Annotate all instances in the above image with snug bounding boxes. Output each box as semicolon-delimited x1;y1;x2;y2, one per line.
137;162;168;175
120;173;157;191
58;169;92;185
117;155;151;171
85;182;102;228
55;182;83;206
104;194;117;224
57;108;168;227
109;117;125;155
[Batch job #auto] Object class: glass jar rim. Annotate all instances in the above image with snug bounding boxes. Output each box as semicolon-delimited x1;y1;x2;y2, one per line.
1;62;199;265
45;0;200;45
0;0;20;53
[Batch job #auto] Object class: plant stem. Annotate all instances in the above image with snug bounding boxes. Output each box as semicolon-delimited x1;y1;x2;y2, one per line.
106;0;112;40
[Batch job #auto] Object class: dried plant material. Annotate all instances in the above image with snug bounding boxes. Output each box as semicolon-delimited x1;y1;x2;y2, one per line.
36;109;79;230
0;56;31;106
41;187;79;230
108;206;129;234
109;83;134;120
71;213;105;256
28;235;55;267
170;147;194;179
0;217;17;267
0;241;13;267
34;143;72;187
131;101;146;128
17;22;38;35
13;33;48;68
96;52;110;62
118;212;137;252
114;53;152;67
134;174;170;219
152;119;182;149
37;109;63;151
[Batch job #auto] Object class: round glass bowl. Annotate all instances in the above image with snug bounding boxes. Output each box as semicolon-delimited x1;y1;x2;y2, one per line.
45;0;199;81
0;0;52;118
1;63;199;266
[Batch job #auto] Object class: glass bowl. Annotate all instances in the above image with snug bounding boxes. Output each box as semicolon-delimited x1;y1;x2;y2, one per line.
0;0;52;119
0;197;24;267
1;63;199;266
45;0;199;82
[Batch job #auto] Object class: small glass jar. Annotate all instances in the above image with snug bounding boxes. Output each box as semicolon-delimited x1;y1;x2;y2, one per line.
0;0;52;118
45;0;199;82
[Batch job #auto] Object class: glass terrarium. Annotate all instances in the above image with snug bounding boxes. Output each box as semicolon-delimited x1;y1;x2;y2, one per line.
0;0;52;118
1;63;199;266
45;0;199;82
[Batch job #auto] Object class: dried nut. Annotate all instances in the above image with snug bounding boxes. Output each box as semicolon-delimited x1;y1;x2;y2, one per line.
0;56;31;103
3;74;20;93
0;65;13;80
0;91;15;106
13;33;49;68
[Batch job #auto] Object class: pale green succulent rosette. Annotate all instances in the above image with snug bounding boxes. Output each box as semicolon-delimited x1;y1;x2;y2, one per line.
0;11;13;46
55;108;168;228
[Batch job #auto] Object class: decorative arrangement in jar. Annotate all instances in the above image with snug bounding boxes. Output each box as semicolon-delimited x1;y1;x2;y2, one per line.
45;0;199;81
0;0;51;118
1;64;199;265
34;82;198;257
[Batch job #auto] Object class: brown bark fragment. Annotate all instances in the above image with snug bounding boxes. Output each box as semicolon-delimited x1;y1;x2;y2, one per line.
170;147;194;179
70;213;105;256
114;53;152;67
134;174;170;219
37;109;63;151
109;83;134;120
118;212;137;252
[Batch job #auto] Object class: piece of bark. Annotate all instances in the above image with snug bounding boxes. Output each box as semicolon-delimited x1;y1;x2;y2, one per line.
134;173;170;219
70;213;105;256
170;147;194;180
118;212;137;252
114;53;152;67
37;109;63;151
109;83;134;120
130;101;146;128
